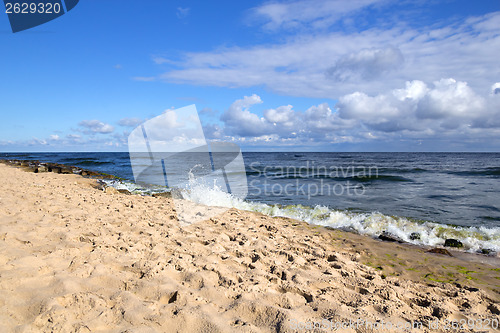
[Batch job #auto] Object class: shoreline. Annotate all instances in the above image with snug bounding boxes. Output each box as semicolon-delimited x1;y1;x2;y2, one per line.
0;161;499;331
1;158;498;258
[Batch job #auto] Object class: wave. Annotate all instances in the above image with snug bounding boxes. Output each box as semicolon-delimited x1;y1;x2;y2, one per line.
76;161;113;166
448;167;500;177
182;181;500;253
105;177;500;254
58;158;113;166
263;173;413;182
378;167;429;174
245;165;413;182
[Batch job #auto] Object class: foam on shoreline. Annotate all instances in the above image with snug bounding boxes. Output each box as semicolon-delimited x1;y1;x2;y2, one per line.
3;158;499;254
103;177;500;254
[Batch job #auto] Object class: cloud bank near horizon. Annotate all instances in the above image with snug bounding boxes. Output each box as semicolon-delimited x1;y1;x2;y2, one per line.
204;79;500;148
2;78;500;152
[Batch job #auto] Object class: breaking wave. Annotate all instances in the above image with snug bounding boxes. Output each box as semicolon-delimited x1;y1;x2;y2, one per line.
105;177;500;254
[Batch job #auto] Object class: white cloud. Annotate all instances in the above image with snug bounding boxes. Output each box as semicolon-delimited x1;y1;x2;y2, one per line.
159;12;500;98
326;46;404;81
118;117;143;127
249;0;386;31
176;7;190;19
78;120;115;134
220;94;270;136
492;82;500;95
416;79;484;121
132;76;156;82
199;107;219;117
337;78;499;133
214;82;500;148
160;110;183;128
30;137;47;145
264;105;295;126
49;134;60;141
304;103;349;132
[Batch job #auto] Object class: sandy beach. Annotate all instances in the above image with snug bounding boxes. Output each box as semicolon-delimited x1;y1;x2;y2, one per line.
0;162;499;332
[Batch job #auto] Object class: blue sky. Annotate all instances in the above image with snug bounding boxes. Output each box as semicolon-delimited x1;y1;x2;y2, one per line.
1;0;499;152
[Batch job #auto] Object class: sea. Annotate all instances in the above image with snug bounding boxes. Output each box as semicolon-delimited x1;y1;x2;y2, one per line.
2;152;499;254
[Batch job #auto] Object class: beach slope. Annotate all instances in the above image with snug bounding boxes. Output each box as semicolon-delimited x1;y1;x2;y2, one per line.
0;163;499;332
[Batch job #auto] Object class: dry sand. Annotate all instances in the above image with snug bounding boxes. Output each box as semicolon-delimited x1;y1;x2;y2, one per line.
0;163;499;332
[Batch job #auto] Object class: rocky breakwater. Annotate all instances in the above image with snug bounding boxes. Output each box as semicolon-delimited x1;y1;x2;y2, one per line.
0;159;116;179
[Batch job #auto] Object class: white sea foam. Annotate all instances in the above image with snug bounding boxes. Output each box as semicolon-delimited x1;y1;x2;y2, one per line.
105;178;500;253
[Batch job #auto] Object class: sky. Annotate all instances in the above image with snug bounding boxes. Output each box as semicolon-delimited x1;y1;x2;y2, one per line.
0;0;499;152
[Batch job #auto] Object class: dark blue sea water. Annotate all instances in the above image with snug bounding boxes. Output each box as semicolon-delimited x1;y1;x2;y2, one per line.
2;152;499;252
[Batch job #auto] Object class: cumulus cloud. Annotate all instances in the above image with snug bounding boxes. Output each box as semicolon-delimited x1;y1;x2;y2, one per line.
337;78;500;133
416;79;484;121
214;81;500;148
78;120;115;134
220;94;269;136
218;95;354;143
304;103;349;132
118;117;143;127
264;105;295;125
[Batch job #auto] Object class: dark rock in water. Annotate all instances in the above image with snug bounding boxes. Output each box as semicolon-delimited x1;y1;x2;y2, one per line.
378;231;400;242
480;248;494;255
50;166;62;174
2;159;114;182
60;167;73;174
81;170;100;177
152;192;172;199
427;248;452;256
409;232;420;240
444;239;463;248
117;189;131;195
